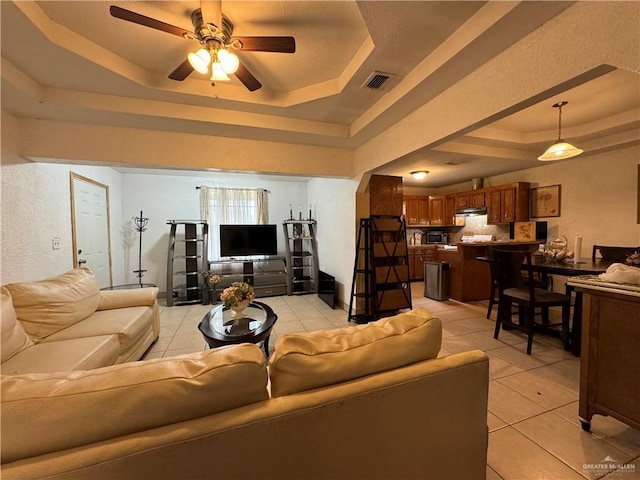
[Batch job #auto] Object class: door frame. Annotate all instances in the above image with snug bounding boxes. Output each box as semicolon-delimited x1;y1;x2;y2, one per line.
70;172;113;287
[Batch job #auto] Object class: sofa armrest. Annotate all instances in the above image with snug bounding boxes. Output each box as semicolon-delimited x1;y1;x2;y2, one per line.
98;287;158;311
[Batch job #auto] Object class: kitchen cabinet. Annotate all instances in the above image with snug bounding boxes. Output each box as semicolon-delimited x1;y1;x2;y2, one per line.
408;245;438;280
428;195;444;225
405;196;418;225
470;191;486;208
486;182;530;225
455;194;470;209
444;195;457;226
408;246;425;280
487;189;502;224
404;195;429;226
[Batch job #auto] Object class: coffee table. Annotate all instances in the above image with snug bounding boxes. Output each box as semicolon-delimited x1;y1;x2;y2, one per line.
198;301;278;356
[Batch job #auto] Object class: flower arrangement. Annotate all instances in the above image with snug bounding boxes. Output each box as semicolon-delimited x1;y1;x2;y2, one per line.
220;282;255;308
202;271;221;288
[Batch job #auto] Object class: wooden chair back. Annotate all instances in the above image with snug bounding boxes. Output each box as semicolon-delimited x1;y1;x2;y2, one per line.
592;245;638;262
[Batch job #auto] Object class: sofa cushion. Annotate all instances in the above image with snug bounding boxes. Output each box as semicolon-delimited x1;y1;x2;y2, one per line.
41;307;153;356
4;268;100;342
1;288;34;363
0;335;120;375
1;343;269;463
269;308;442;397
98;287;159;310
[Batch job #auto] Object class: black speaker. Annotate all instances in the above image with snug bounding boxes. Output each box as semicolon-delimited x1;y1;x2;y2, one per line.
510;221;547;240
535;221;548;241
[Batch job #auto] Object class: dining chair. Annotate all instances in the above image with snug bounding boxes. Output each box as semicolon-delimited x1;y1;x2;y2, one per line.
492;249;571;355
483;247;550;320
592;245;638;262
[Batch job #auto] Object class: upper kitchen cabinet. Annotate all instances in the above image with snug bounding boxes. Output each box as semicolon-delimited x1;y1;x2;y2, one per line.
470;191;486;208
444;195;457;226
455;193;470;210
404;195;429;226
428;195;445;226
487;182;530;224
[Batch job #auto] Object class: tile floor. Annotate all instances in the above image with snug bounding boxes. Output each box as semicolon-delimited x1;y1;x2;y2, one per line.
144;284;640;480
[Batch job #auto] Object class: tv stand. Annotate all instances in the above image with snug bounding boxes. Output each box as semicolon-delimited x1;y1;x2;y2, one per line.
208;256;287;299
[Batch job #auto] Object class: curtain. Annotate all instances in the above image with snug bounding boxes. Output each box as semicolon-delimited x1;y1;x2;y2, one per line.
199;187;269;260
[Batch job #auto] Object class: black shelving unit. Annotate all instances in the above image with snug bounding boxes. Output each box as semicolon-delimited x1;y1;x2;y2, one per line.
348;215;412;323
166;220;208;306
283;220;319;295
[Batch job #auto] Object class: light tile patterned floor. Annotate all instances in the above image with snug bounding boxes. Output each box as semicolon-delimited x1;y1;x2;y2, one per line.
145;284;640;480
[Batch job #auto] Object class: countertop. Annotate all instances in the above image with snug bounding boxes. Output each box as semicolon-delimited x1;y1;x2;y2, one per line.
567;275;640;297
457;241;543;247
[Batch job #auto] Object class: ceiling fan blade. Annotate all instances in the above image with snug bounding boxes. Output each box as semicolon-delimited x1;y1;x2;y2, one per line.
109;5;192;38
168;59;194;81
235;63;262;92
200;0;222;29
231;36;296;53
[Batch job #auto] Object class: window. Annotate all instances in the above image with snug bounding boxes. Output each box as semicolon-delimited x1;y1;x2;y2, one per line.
199;187;269;260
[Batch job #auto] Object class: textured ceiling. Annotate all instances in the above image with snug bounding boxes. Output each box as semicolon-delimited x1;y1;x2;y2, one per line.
1;1;638;187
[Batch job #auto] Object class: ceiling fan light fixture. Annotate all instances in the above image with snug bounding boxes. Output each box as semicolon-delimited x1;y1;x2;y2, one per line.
218;48;239;74
410;170;429;180
188;48;210;74
538;101;584;161
210;62;231;81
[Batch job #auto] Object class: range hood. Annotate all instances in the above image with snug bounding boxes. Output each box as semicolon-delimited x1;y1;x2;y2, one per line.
455;206;487;217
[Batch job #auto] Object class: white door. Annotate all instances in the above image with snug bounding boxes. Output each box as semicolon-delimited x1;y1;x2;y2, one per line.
71;173;113;288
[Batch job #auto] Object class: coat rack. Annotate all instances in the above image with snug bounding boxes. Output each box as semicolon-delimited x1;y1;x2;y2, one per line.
132;210;149;286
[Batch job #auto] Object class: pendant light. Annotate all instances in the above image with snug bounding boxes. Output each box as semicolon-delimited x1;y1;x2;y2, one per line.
538;101;584;161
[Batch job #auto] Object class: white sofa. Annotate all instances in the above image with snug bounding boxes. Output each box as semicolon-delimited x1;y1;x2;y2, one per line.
1;308;489;479
1;268;160;375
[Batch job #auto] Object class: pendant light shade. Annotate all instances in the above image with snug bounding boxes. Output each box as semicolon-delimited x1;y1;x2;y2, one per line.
538;141;584;161
538;101;584;161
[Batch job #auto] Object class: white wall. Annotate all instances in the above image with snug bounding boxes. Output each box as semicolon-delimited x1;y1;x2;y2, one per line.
484;145;640;254
308;177;358;306
1;113;125;285
120;172;309;292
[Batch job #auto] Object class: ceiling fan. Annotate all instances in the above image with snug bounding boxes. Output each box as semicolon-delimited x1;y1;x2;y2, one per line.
109;1;296;91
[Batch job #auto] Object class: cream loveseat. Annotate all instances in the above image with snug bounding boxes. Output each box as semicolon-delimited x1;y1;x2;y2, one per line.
1;268;160;375
1;308;489;480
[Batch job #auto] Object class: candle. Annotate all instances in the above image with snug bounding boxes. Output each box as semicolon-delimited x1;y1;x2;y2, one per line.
574;235;582;263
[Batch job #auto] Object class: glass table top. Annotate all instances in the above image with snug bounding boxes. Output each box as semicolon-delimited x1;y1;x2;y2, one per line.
201;302;271;339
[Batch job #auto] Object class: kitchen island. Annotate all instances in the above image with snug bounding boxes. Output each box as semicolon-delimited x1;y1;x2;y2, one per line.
566;276;640;432
437;241;541;302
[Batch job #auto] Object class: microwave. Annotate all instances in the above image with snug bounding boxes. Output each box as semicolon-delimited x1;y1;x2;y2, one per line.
426;232;450;244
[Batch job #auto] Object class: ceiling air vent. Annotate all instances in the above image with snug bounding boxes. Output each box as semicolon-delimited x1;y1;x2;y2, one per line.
362;71;394;90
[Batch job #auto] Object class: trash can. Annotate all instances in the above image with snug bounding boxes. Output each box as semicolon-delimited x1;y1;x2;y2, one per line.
424;261;450;301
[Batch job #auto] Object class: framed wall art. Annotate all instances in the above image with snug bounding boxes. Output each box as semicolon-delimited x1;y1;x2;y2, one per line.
530;184;561;218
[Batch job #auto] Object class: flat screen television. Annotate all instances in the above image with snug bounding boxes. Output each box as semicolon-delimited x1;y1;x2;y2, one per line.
219;224;278;257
